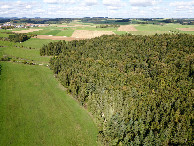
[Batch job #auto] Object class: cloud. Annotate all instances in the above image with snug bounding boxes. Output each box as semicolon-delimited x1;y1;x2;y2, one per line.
170;1;194;7
66;6;90;11
43;0;58;4
103;0;125;7
131;7;139;11
43;0;77;4
170;1;194;11
1;5;12;9
103;0;126;10
0;1;40;17
83;0;98;6
26;5;32;9
130;0;161;7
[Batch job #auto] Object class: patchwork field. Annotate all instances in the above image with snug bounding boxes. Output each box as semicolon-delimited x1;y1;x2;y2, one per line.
2;22;192;42
0;19;193;145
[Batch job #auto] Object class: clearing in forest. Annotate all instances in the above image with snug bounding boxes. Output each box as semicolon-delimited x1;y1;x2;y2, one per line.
71;30;115;39
12;29;43;33
117;25;137;31
176;28;194;31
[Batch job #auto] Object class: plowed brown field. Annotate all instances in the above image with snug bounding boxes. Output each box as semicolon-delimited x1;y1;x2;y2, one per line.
176;28;194;31
117;25;137;31
34;35;84;41
71;30;115;39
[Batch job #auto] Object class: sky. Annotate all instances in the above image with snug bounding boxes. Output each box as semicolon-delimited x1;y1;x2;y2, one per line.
0;0;193;18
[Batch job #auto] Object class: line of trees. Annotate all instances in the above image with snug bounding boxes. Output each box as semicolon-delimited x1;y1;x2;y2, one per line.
40;33;193;145
96;24;120;28
1;26;15;29
8;34;31;42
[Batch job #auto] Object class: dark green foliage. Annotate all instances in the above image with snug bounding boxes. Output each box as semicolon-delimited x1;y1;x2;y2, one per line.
96;24;120;28
0;55;12;61
8;34;30;42
41;33;194;145
1;26;14;29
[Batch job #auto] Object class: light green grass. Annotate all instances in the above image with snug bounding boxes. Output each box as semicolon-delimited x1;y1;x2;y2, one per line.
56;29;74;37
0;62;98;146
2;46;50;63
129;31;170;35
134;24;194;35
0;32;9;37
45;30;61;35
17;38;58;49
114;31;128;35
0;40;19;47
0;41;50;64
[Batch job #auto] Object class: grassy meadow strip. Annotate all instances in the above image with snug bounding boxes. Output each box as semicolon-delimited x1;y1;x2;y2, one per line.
0;45;50;64
55;29;75;37
17;38;58;49
0;62;98;145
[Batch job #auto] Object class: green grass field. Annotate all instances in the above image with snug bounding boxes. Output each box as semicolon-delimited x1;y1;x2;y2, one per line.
0;40;51;64
113;31;128;35
134;24;194;35
0;62;98;145
0;32;10;37
55;29;74;37
1;46;50;64
18;38;58;49
45;30;61;35
0;31;98;145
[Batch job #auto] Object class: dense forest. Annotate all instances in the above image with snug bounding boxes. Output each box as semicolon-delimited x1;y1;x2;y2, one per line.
40;33;193;145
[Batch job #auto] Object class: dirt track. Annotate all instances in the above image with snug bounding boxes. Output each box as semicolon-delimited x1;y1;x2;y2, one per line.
71;30;115;39
34;35;84;41
176;28;194;31
12;29;43;33
117;25;137;31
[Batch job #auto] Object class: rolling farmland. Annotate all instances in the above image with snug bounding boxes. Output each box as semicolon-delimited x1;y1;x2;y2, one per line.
0;18;193;145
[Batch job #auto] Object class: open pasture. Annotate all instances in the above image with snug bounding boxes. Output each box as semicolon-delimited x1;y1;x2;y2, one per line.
0;30;98;145
0;62;98;146
17;38;58;49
